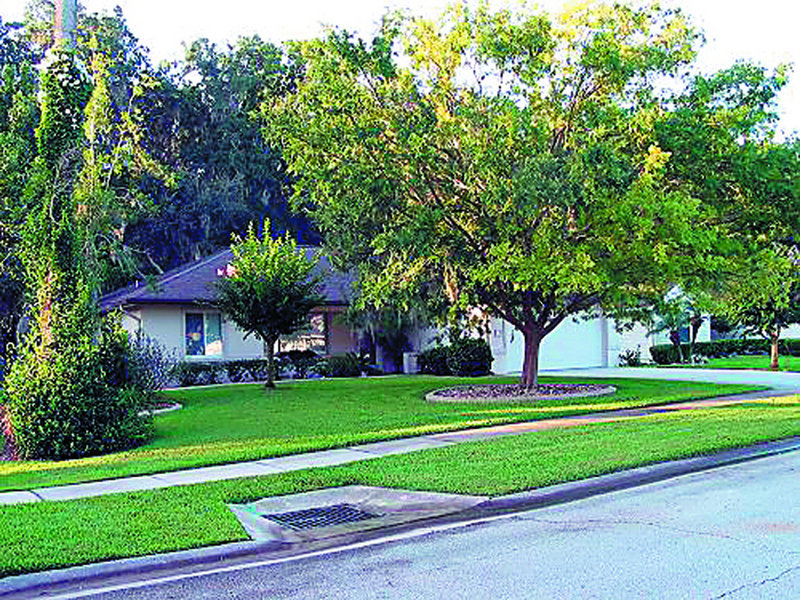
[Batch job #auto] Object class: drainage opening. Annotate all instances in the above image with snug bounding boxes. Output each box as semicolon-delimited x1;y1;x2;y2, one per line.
263;503;383;531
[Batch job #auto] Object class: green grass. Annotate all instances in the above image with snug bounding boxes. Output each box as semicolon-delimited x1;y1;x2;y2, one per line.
0;376;761;492
701;355;800;371
1;395;798;577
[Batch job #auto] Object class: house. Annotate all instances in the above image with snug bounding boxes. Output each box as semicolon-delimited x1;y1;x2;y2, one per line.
100;248;359;361
101;247;711;373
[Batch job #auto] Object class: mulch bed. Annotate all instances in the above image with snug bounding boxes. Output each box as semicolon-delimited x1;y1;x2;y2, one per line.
426;383;616;403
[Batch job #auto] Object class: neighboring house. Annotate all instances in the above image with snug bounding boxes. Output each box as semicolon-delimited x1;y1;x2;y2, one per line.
101;247;711;372
100;248;359;362
412;312;712;373
486;313;711;373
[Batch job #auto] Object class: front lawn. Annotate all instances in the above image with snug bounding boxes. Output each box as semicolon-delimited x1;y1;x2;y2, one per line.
1;396;798;577
701;355;800;371
0;376;761;492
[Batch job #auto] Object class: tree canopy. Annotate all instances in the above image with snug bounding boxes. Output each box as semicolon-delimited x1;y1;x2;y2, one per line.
213;222;323;388
266;1;722;385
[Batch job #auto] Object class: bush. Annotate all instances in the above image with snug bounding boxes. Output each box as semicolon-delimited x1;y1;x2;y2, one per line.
4;316;153;460
321;353;363;378
418;346;452;375
649;338;800;365
447;338;493;377
278;350;322;379
127;333;177;392
169;354;328;387
170;362;227;387
419;339;493;377
225;359;271;383
618;347;642;367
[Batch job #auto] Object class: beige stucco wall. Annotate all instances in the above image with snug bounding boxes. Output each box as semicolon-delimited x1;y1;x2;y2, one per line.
133;304;261;360
140;305;184;356
222;316;264;359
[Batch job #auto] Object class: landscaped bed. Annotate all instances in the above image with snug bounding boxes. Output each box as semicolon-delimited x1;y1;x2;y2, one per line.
1;396;799;577
0;376;762;492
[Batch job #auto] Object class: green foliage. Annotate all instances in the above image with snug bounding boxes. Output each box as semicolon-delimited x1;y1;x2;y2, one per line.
648;338;800;365
418;346;451;376
266;2;713;386
4;316;153;459
35;48;89;170
618;348;643;367
321;353;364;378
419;339;493;377
446;339;493;377
213;223;323;387
170;361;227;387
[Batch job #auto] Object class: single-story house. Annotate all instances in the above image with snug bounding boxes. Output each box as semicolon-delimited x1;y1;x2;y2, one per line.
100;248;359;361
101;248;711;373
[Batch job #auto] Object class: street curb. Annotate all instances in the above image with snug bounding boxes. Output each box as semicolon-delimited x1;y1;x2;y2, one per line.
3;436;800;598
0;540;284;598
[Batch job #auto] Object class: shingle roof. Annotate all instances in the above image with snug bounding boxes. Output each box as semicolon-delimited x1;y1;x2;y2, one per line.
100;247;354;309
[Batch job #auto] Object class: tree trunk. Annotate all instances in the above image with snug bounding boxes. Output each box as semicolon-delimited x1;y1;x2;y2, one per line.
264;336;277;389
770;328;780;371
521;329;541;389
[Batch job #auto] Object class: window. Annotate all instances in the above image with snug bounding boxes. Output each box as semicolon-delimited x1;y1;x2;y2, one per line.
278;313;327;354
185;312;223;357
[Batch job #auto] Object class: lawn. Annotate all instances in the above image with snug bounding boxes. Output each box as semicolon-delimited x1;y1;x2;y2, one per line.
701;355;800;371
1;395;799;577
0;376;761;492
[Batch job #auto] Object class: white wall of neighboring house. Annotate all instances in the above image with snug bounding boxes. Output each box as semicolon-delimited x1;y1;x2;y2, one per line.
221;314;264;359
490;313;608;374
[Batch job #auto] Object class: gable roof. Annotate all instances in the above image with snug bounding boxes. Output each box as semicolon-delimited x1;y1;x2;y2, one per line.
100;247;354;310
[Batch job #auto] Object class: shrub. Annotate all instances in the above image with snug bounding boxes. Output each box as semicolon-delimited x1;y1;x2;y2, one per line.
225;359;271;383
4;316;153;460
446;338;493;377
170;362;226;387
419;339;493;377
649;338;800;364
127;332;177;392
618;347;642;367
418;346;451;375
321;353;363;378
279;350;322;379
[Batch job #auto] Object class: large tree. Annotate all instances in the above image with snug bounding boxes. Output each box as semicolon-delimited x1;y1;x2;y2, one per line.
266;2;715;386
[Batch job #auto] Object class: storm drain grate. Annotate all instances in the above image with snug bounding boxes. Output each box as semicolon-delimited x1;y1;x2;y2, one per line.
263;503;383;531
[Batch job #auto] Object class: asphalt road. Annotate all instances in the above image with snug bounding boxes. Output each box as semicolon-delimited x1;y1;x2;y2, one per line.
67;449;800;600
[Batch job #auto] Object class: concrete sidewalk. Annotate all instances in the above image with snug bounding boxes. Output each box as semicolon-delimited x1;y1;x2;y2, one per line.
1;383;792;506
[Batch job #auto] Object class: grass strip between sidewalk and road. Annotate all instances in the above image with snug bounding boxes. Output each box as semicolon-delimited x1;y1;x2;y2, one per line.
0;376;761;492
1;396;799;577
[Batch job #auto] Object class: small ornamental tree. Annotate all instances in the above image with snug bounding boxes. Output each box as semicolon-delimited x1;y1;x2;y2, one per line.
213;222;323;388
717;247;800;371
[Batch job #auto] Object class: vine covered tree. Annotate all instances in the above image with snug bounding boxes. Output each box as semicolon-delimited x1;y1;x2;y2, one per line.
266;2;716;386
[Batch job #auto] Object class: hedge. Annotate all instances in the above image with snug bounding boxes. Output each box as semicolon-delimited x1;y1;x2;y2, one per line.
649;338;800;365
418;339;493;377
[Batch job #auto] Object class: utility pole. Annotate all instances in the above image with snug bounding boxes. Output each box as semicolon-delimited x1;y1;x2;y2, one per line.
54;0;77;48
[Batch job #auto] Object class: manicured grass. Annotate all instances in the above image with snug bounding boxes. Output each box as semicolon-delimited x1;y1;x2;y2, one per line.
1;395;798;577
0;376;761;492
701;355;800;371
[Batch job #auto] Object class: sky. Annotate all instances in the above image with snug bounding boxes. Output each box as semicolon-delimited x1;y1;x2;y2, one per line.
1;0;798;136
